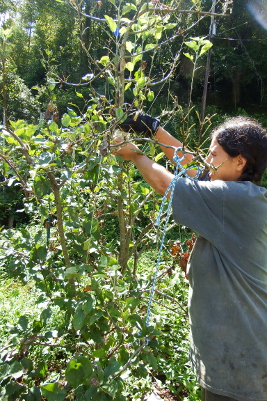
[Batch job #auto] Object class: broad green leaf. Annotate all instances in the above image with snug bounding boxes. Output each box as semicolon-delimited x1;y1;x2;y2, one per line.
104;15;117;33
140;186;149;195
21;358;34;372
184;52;194;62
31;244;47;262
85;387;98;400
147;90;154;101
104;360;121;379
137;77;146;88
99;56;110;66
73;312;85;330
48;82;56;91
121;18;131;23
145;43;157;50
119;26;128;36
18;315;28;331
143;353;157;369
126;41;134;52
101;380;119;398
49;121;59;133
165;23;177;29
40;307;52;324
82;295;94;314
5;381;24;396
89;311;103;326
126;62;134;72
125;297;140;308
115;108;124;120
65;358;92;387
34;175;51;197
15;125;37;139
34;362;48;379
185;40;198;51
108;76;115;86
92;348;106;358
122;3;137;15
41;383;67;401
61;113;71;127
83;239;91;251
199;41;213;56
9;361;24;379
155;26;163;39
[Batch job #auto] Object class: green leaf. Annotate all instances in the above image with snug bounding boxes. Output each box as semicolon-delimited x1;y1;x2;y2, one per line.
61;113;71;127
126;41;134;52
185;40;198;51
92;348;106;358
5;381;24;396
49;121;59;133
165;23;177;29
18;315;28;331
73;312;86;330
99;56;110;66
126;62;134;72
32;362;48;379
199;41;213;56
104;360;121;379
137;77;146;88
155;152;164;162
122;3;136;15
65;358;93;387
115;107;124;120
143;353;157;369
124;82;132;92
41;383;67;401
48;82;56;91
21;358;34;372
9;361;24;379
125;296;140;309
184;52;194;62
104;15;117;33
82;295;94;314
40;307;52;324
89;311;103;326
147;90;154;101
101;380;119;398
85;387;98;400
119;26;128;36
155;26;163;39
31;244;47;262
76;91;84;98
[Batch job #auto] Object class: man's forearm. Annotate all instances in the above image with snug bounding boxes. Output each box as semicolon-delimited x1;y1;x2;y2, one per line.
154;127;195;177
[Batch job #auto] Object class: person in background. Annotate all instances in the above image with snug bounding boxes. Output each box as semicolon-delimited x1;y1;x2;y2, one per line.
112;110;267;401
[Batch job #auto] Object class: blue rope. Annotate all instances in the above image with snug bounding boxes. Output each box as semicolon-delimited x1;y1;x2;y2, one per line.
145;147;201;343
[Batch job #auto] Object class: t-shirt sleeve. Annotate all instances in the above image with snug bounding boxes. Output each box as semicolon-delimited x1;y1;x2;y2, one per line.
172;178;225;247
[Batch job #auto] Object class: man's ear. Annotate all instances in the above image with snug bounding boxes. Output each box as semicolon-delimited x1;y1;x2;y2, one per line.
236;155;247;171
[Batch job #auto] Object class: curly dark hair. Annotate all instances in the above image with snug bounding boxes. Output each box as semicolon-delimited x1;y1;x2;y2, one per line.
212;116;267;183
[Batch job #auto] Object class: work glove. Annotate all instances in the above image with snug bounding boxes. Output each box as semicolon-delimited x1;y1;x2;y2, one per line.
119;108;160;138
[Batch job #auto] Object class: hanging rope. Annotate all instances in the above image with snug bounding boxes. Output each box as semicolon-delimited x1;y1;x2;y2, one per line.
145;147;201;343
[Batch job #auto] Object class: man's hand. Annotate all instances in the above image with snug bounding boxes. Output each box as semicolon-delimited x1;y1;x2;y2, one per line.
111;137;141;161
119;109;160;138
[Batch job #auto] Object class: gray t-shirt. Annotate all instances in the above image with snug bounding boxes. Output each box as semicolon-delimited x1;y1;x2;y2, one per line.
172;178;267;401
